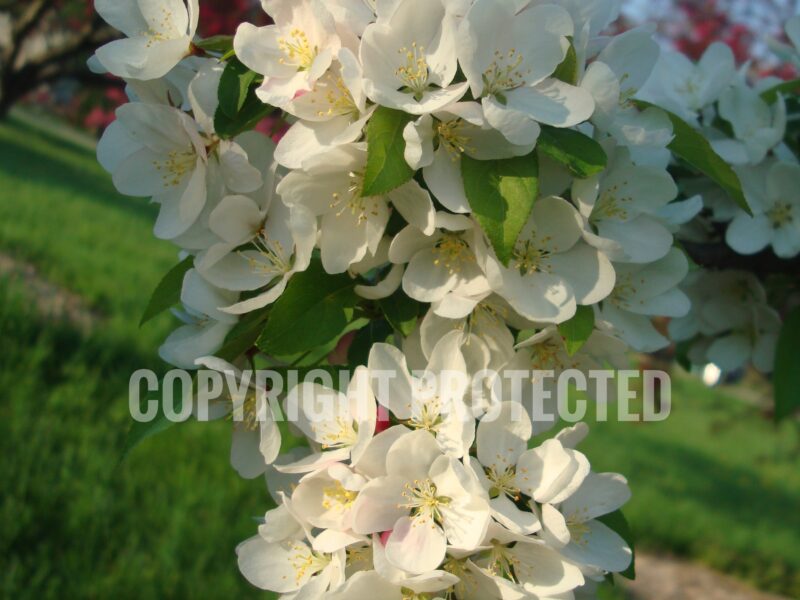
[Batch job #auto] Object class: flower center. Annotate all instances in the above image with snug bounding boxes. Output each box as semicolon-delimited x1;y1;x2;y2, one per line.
566;517;591;546
322;481;358;511
331;171;382;225
312;416;359;450
408;397;444;433
485;542;520;582
245;229;293;277
486;465;520;500
400;479;450;524
513;238;552;275
278;28;318;71
483;49;531;97
767;202;793;228
287;542;330;586
396;42;430;97
592;184;631;223
529;339;569;371
311;71;359;118
153;149;196;187
437;119;474;159
432;233;474;274
228;392;262;431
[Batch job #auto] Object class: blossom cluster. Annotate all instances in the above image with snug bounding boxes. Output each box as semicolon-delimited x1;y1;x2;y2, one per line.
91;0;797;596
634;16;799;374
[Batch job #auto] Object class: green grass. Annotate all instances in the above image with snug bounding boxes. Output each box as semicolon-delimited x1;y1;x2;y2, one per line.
580;376;800;596
1;114;799;597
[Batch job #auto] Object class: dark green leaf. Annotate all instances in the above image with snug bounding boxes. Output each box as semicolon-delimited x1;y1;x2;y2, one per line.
121;372;192;461
349;319;393;366
218;58;260;118
558;305;595;356
552;41;578;85
362;107;415;196
462;153;539;266
257;261;358;356
140;256;194;327
598;510;636;580
194;35;234;55
774;306;800;422
214;96;273;139
379;291;422;337
634;100;751;215
537;126;607;178
674;339;693;372
760;78;800;104
216;306;271;362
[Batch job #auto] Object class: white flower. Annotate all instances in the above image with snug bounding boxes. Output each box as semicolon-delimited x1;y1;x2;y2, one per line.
469;402;541;535
371;535;461;595
97;103;208;240
573;145;679;264
278;144;435;274
581;28;674;159
98;84;262;241
598;248;690;352
158;269;238;369
486;196;615;323
458;0;595;145
351;429;491;574
390;213;489;306
712;85;787;166
291;462;367;536
403;102;536;213
419;302;516;372
705;305;781;374
638;42;735;122
94;0;198;80
282;366;377;469
234;0;342;107
540;472;632;573
193;356;282;478
197;189;318;315
275;48;377;170
466;524;586;598
237;502;346;594
368;331;474;458
726;162;800;258
505;324;629;432
359;0;469;114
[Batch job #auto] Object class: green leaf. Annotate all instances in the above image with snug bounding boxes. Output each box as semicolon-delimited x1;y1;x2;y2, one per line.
121;373;192;461
216;306;271;362
214;92;273;139
218;58;260;118
598;510;636;580
257;261;358;356
139;256;194;327
774;306;800;422
462;153;539;266
760;78;800;104
552;41;578;85
558;305;595;356
194;35;234;55
214;63;274;140
634;100;751;215
379;291;422;337
362;107;415;196
537;126;607;178
674;339;693;372
349;319;393;366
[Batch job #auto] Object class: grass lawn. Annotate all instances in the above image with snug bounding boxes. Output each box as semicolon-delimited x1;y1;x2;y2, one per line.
1;113;798;598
